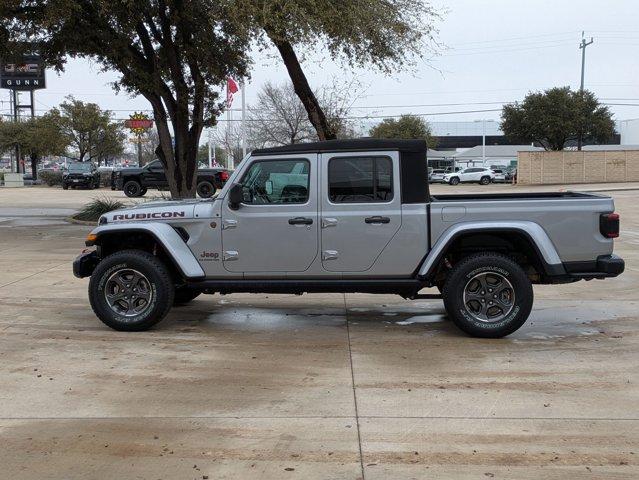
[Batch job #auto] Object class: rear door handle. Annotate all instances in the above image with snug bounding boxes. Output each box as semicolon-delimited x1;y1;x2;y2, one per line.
365;216;391;224
288;217;313;225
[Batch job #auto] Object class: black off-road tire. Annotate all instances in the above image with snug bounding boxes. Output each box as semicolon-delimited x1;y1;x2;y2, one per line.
123;180;144;197
479;176;491;185
173;287;202;305
197;180;216;198
88;250;175;331
62;183;69;190
442;252;533;338
449;177;460;185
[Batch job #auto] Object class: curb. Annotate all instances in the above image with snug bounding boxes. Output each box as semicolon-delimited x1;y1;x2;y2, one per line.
65;216;97;226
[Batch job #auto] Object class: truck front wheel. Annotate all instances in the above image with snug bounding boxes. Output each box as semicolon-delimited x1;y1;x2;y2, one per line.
442;252;533;338
196;180;216;198
88;250;175;331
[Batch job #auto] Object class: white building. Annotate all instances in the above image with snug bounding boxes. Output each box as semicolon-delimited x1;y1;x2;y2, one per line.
619;119;639;145
453;145;544;168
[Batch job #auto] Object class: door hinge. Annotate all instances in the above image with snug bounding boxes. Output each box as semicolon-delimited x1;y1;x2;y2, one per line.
223;250;239;261
222;219;238;230
321;218;338;228
322;250;339;261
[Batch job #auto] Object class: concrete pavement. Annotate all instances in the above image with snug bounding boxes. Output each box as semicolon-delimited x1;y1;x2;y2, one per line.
0;185;637;479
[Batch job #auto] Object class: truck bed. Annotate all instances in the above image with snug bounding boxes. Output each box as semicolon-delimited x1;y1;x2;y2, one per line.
428;191;614;263
431;191;600;202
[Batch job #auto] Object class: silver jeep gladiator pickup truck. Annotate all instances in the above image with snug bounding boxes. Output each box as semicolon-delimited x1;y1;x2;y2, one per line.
73;139;624;337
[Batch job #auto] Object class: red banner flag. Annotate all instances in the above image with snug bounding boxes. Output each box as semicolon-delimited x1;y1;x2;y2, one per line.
227;78;239;107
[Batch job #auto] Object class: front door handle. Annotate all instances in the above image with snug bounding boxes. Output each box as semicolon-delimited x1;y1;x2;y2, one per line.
288;217;313;225
365;216;391;224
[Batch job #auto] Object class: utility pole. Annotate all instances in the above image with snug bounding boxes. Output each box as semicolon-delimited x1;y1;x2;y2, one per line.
578;31;594;150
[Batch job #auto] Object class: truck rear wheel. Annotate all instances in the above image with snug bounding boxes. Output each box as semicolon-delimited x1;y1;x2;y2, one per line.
442;252;533;338
196;180;216;198
88;250;175;331
123;180;144;197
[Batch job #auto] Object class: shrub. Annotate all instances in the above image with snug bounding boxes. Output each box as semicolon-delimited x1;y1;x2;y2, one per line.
74;197;126;222
99;171;113;187
39;170;64;186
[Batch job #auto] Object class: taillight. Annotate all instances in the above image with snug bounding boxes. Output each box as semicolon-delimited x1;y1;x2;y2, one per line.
218;171;230;182
600;212;620;238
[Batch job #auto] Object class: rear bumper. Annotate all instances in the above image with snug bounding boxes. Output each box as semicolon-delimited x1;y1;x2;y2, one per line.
73;250;99;278
564;254;625;280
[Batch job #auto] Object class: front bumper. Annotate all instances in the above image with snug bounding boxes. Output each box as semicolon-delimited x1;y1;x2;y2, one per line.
64;176;93;186
73;250;100;278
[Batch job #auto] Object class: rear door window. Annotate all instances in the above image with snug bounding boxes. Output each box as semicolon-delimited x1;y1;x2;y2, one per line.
328;156;393;203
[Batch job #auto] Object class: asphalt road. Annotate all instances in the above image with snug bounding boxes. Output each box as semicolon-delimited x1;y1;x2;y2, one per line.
0;184;637;479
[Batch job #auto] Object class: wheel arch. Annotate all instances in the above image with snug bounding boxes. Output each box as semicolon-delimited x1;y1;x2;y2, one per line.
86;223;205;280
418;222;565;282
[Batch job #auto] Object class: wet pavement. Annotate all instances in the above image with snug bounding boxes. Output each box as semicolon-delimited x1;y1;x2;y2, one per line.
0;187;637;479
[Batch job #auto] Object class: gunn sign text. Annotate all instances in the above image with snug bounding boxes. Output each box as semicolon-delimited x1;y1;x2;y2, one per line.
0;56;46;91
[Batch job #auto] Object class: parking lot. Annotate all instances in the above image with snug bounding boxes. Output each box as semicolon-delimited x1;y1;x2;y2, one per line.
0;183;638;479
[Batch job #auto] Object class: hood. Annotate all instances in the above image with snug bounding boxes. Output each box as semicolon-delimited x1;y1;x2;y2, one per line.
101;199;205;224
113;166;144;174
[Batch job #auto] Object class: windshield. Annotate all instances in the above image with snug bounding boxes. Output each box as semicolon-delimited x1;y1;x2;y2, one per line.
67;163;93;172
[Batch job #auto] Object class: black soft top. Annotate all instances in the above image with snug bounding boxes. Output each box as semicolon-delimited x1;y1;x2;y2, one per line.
252;139;429;203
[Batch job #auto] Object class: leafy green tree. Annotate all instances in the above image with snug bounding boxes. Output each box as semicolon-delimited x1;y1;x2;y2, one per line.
0;114;68;178
234;0;439;141
501;87;615;151
1;1;250;198
49;97;124;164
369;114;436;147
2;0;438;196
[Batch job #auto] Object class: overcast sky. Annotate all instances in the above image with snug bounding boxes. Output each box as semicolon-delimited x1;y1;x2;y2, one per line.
2;0;637;138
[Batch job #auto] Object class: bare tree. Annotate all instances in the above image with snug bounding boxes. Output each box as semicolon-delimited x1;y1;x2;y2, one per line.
247;79;365;148
248;81;316;147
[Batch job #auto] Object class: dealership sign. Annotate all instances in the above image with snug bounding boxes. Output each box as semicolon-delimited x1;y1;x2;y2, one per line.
0;55;46;90
125;113;154;135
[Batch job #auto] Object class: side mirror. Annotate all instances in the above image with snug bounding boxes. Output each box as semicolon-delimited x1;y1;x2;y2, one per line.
228;183;244;210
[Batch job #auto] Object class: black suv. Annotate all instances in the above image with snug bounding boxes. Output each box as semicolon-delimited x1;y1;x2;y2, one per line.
62;162;101;190
111;160;230;198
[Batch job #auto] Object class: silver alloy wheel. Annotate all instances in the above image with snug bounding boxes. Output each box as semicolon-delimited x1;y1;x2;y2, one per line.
462;272;515;323
104;268;153;318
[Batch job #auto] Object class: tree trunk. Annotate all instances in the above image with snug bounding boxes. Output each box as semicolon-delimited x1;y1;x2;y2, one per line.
30;156;38;180
268;35;336;141
151;105;198;200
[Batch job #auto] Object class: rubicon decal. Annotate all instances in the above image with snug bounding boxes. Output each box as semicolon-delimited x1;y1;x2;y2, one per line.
112;211;186;221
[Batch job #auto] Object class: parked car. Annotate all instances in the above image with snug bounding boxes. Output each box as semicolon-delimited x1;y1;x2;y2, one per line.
73;138;624;338
111;159;230;198
443;167;495;185
62;162;101;190
491;169;507;183
429;169;448;183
